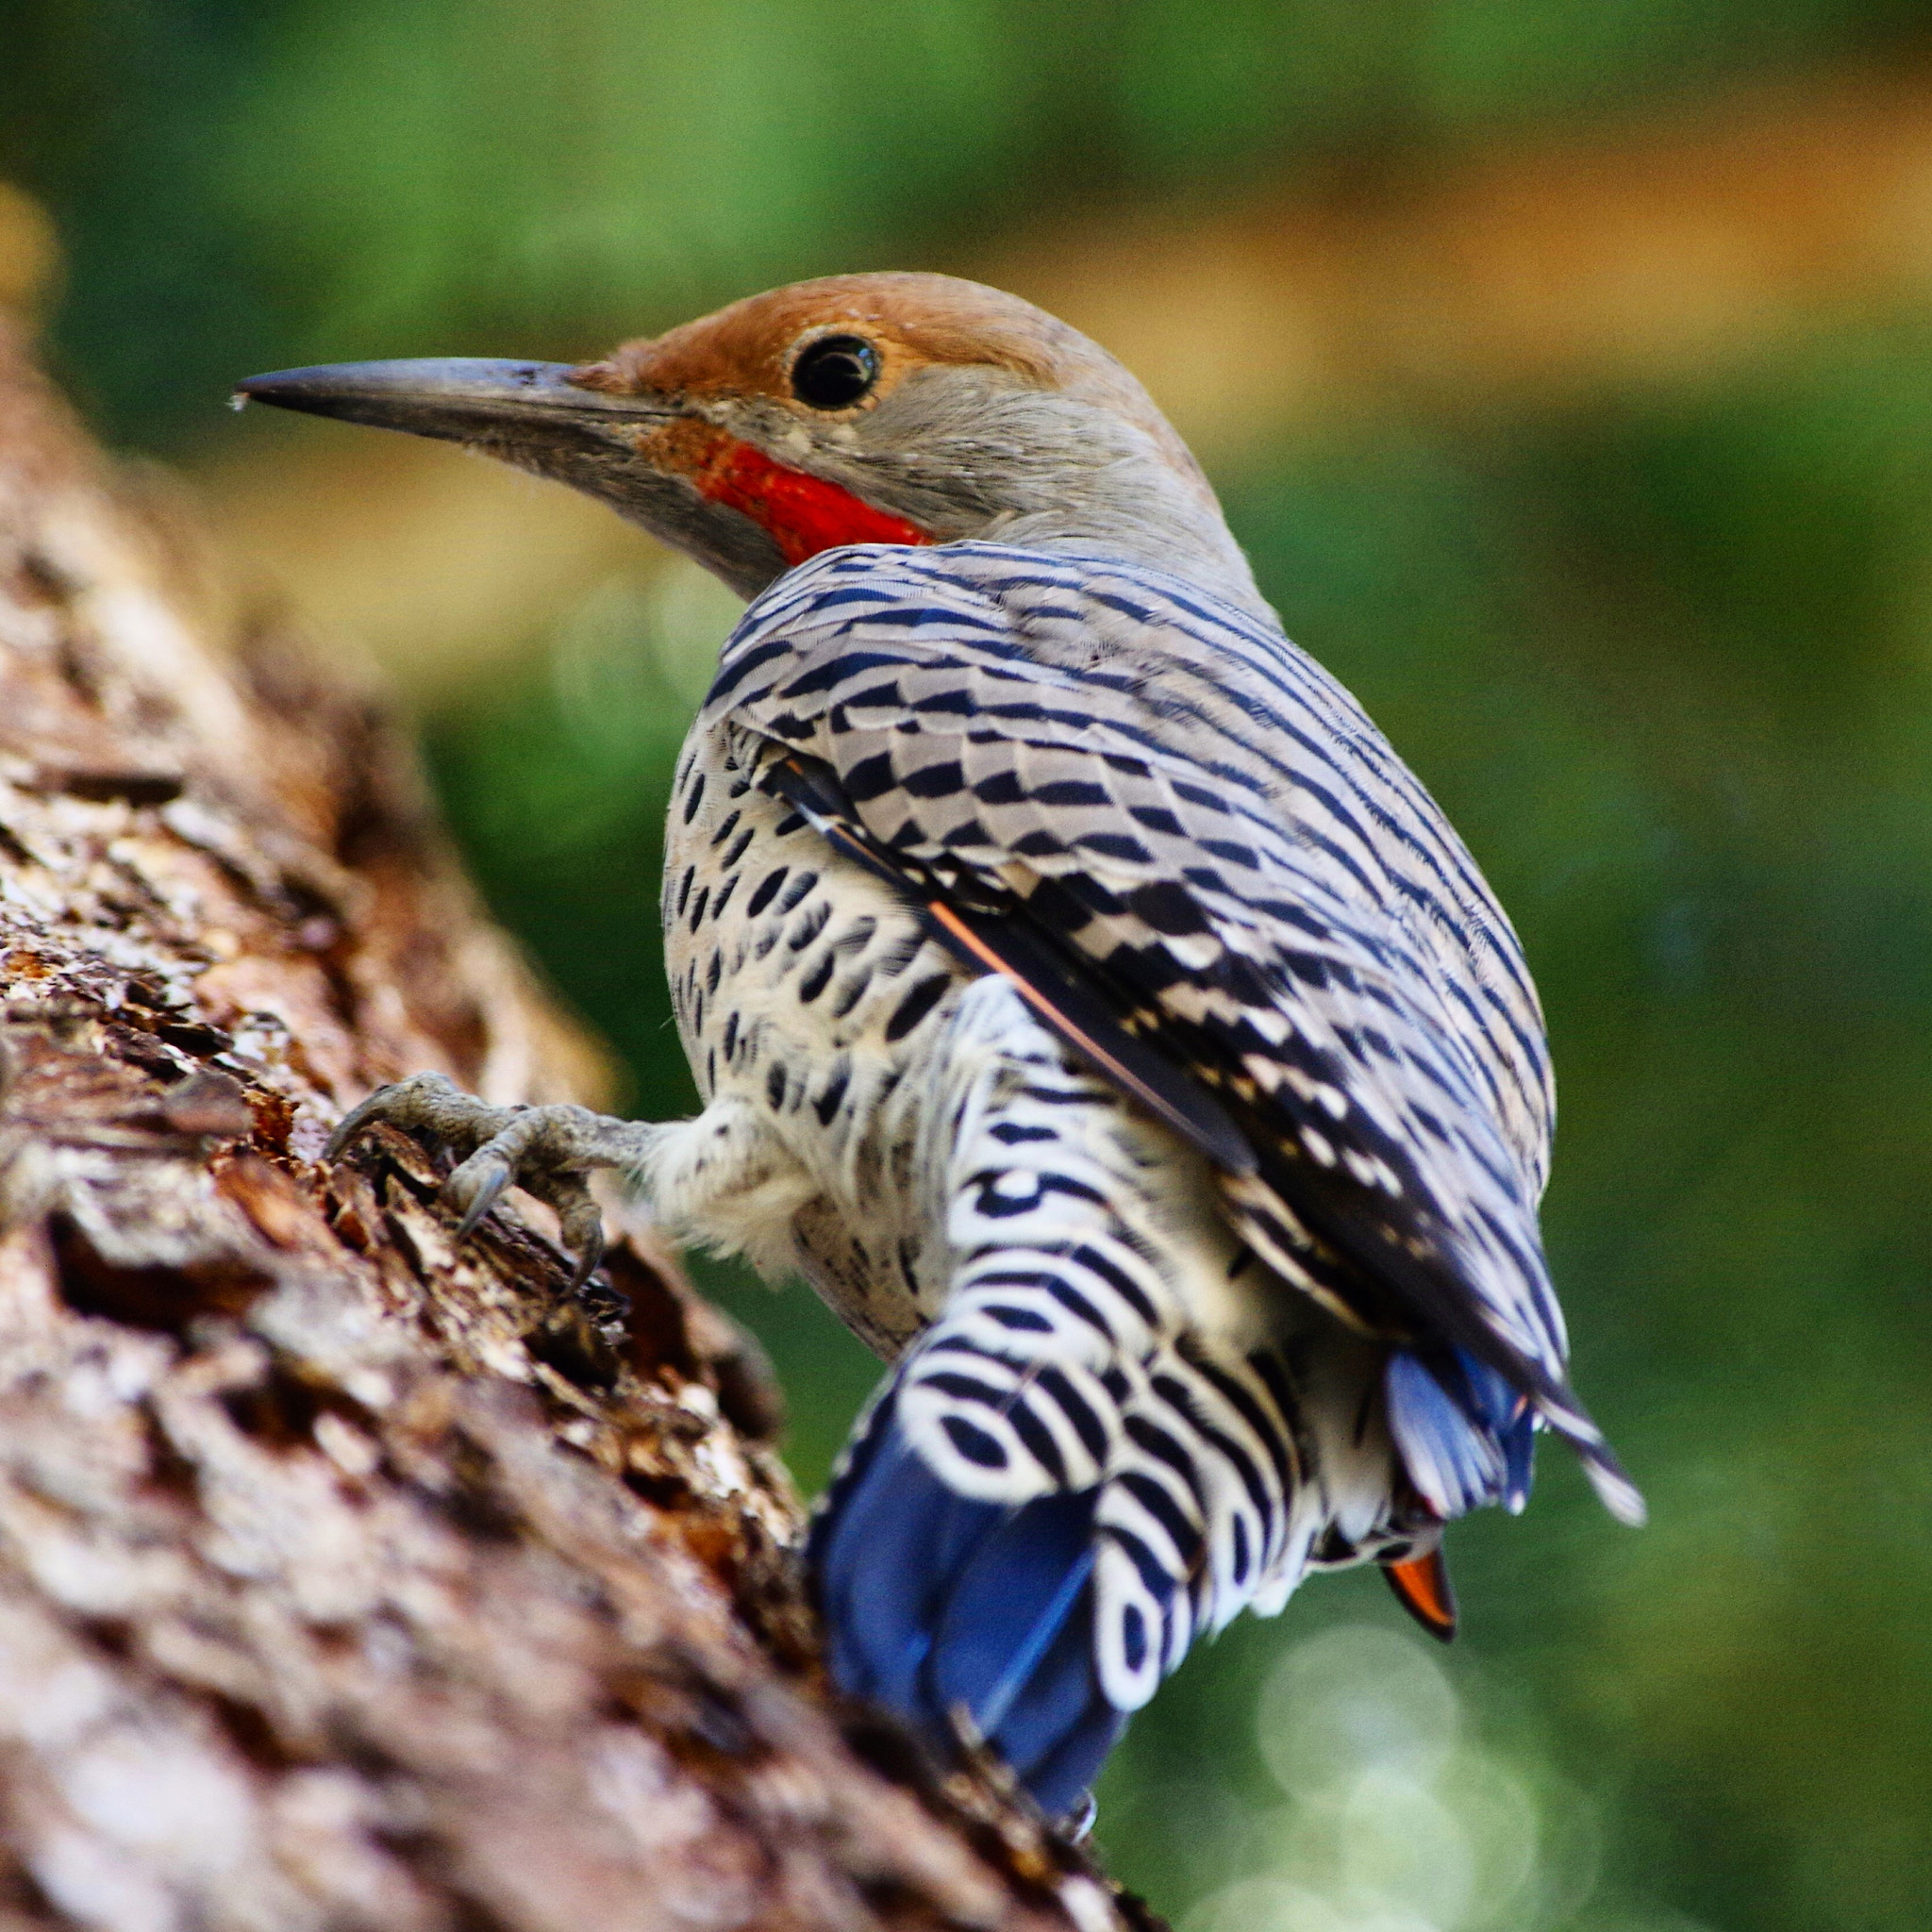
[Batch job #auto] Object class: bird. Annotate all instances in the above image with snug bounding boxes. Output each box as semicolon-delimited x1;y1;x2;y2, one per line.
237;273;1642;1824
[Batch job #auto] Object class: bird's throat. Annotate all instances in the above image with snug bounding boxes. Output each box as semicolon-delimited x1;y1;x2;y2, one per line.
639;418;930;568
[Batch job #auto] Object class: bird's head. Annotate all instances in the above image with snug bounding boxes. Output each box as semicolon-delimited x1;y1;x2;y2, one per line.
236;273;1262;610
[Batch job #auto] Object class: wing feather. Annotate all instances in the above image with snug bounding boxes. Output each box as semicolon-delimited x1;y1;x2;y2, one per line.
714;543;1640;1522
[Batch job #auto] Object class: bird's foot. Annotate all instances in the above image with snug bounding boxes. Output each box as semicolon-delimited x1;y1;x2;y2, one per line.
325;1071;660;1290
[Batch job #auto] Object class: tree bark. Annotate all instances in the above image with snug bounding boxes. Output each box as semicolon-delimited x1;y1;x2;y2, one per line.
0;323;1155;1932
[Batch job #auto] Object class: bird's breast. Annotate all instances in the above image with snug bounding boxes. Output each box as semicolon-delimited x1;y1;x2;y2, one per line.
660;724;970;1350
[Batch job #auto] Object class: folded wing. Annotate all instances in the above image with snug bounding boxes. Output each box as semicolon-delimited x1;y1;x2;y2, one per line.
712;541;1641;1524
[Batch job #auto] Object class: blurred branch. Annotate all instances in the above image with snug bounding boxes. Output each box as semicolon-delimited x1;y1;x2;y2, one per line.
994;64;1932;458
0;321;1147;1932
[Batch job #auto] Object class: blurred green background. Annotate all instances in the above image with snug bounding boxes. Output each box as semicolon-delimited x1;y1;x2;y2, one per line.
8;4;1932;1926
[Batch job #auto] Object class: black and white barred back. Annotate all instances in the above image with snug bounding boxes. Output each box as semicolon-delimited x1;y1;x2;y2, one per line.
655;541;1640;1816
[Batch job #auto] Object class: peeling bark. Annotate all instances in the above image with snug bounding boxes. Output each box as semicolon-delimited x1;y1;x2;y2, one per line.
0;323;1156;1932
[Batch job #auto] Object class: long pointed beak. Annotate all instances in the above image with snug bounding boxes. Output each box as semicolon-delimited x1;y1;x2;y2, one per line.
234;355;790;599
232;358;672;452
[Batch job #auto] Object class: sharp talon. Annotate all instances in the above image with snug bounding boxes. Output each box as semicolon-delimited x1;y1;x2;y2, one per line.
324;1094;385;1162
558;1192;608;1291
320;1077;636;1290
567;1229;605;1294
448;1150;515;1240
455;1191;503;1242
324;1072;461;1163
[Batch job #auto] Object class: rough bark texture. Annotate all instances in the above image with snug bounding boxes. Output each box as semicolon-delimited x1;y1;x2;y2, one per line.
0;324;1154;1932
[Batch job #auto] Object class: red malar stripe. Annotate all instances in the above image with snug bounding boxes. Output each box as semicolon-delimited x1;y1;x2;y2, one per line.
696;438;930;566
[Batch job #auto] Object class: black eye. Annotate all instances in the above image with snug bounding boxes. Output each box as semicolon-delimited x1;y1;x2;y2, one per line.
791;334;879;409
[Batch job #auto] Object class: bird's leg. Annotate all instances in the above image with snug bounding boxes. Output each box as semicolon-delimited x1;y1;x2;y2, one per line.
325;1072;664;1290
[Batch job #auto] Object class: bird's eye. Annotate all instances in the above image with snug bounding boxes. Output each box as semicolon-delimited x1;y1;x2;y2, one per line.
791;335;880;410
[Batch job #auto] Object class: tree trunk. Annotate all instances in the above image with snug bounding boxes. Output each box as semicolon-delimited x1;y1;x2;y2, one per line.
0;322;1156;1932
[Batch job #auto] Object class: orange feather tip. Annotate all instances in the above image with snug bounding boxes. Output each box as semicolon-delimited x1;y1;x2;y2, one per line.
1385;1548;1457;1642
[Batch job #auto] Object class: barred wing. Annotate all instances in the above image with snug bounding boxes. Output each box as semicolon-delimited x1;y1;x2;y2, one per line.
708;541;1640;1522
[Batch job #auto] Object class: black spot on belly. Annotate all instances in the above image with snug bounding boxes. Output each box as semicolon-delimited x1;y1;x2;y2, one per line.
813;1061;850;1126
830;967;872;1019
746;867;788;917
874;933;924;980
776;869;819;914
681;770;706;823
797;951;835;1003
788;900;831;950
885;972;952;1042
765;1062;788;1110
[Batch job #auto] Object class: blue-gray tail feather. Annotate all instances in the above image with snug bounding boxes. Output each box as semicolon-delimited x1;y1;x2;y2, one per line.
1385;1346;1537;1518
808;1387;1130;1820
815;1347;1538;1816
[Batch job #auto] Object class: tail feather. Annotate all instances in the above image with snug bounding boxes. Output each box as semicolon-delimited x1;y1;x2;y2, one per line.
809;1291;1309;1817
930;1497;1122;1798
805;974;1644;1818
811;1395;992;1714
810;1391;1126;1819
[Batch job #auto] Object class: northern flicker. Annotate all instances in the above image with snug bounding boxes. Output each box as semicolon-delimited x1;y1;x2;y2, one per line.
238;274;1642;1822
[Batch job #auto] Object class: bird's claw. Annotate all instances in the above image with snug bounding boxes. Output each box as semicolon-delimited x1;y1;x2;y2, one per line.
325;1071;471;1164
326;1072;648;1291
446;1145;517;1241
